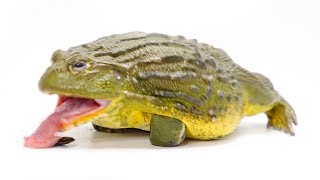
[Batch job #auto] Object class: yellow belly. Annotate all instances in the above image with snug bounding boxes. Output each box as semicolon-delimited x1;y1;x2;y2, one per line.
92;105;243;140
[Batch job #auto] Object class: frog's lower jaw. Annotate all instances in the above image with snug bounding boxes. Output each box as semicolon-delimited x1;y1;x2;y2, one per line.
24;95;111;148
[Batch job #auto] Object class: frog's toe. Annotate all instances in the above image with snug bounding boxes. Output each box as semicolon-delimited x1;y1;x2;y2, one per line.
266;100;297;135
150;115;186;147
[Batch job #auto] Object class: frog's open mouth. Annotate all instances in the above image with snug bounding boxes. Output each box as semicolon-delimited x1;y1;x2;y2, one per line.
24;95;111;148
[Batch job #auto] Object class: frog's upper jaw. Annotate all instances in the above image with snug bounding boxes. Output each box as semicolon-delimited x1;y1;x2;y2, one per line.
39;47;133;101
38;64;127;101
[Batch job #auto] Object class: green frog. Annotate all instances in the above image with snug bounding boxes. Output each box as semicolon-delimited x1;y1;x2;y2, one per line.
24;32;297;148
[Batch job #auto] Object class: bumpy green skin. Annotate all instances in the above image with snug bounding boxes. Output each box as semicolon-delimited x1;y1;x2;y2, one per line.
39;32;297;146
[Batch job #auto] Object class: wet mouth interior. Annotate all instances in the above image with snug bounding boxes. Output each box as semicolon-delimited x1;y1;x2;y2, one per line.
24;95;111;148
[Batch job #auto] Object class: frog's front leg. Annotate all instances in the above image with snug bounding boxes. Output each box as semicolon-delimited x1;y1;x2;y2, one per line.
92;124;134;133
149;114;186;147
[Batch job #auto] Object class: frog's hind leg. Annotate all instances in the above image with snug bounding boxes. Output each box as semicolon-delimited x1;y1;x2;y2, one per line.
241;72;297;135
210;48;297;135
254;73;297;135
266;99;297;135
149;115;186;147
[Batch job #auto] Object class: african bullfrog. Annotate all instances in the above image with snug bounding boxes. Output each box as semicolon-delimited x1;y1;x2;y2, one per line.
24;32;297;148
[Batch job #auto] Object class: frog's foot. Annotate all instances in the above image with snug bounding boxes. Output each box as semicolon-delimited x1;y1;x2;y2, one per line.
149;115;186;147
92;124;135;133
266;100;297;135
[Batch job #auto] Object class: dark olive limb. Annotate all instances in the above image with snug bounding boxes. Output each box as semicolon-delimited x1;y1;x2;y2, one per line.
149;114;186;147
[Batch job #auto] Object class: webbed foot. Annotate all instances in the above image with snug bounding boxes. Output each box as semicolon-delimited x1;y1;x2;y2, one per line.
266;100;297;135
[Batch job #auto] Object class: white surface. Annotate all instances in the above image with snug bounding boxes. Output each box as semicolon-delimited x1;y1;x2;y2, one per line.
1;0;320;180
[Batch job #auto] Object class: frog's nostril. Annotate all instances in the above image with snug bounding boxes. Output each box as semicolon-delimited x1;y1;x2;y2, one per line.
51;49;65;63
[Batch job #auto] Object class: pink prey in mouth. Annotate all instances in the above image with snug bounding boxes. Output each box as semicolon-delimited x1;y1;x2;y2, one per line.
24;95;111;148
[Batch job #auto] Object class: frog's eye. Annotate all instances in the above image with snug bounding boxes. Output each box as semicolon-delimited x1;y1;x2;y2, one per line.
70;61;88;73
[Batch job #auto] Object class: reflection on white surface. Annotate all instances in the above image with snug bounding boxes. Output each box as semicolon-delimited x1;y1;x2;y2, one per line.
4;116;308;180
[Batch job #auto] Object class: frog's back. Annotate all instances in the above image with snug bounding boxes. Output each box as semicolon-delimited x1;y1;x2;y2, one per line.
75;32;248;139
78;32;295;139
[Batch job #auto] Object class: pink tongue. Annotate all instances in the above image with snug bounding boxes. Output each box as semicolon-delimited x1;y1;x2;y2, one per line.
24;98;100;148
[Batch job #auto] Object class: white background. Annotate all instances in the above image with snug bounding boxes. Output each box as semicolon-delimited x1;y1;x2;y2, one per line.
1;0;319;179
